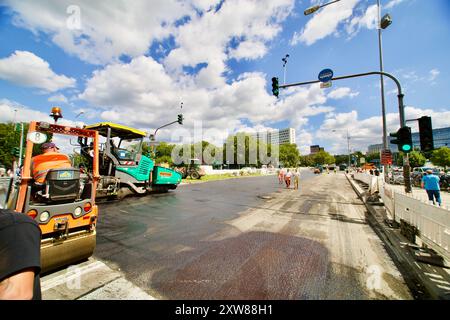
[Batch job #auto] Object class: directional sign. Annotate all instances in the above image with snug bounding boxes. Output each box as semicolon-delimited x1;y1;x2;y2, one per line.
318;69;333;82
320;81;332;89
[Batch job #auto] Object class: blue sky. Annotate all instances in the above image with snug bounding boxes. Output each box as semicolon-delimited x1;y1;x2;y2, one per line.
0;0;449;154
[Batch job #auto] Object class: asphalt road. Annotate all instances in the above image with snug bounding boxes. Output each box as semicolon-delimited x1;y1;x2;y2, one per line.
95;171;412;299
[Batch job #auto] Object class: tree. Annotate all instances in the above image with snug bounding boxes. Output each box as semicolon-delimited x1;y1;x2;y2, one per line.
222;134;272;168
156;142;175;159
312;150;334;166
430;147;450;168
365;152;380;163
299;154;314;167
408;150;426;168
279;143;300;167
0;122;50;169
334;154;349;165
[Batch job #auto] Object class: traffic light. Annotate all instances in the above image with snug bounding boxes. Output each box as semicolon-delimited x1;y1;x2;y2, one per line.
390;126;412;153
177;114;184;125
418;116;434;152
271;77;279;98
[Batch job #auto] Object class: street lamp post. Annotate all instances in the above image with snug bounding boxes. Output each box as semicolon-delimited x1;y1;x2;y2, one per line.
333;129;351;169
376;0;390;181
282;54;289;85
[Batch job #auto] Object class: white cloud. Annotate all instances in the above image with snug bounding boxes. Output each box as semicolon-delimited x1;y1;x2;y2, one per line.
0;99;80;127
5;0;196;65
48;94;68;103
384;0;408;10
429;69;440;81
77;55;332;144
0;51;76;92
291;0;360;46
5;0;294;67
296;129;314;155
328;87;359;99
397;68;440;84
164;0;294;74
229;40;268;61
346;4;377;39
316;106;450;154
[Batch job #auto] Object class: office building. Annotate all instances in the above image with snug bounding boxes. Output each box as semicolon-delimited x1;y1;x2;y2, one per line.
248;128;296;145
367;126;450;153
310;145;324;154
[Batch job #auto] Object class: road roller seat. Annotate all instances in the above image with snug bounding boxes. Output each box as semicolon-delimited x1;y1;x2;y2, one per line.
40;168;81;203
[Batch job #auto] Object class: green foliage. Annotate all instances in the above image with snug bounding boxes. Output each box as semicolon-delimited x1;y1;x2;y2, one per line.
222;134;273;168
154;155;173;165
299;154;314;167
0;122;29;168
312;150;335;165
156;142;175;159
408;150;426;168
430;147;450;168
365;152;380;163
279;143;300;167
69;153;89;168
334;154;349;165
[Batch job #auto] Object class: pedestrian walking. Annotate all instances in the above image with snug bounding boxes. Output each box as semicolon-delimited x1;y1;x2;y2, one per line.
421;169;442;206
293;170;300;190
285;169;292;188
0;209;42;299
278;168;285;185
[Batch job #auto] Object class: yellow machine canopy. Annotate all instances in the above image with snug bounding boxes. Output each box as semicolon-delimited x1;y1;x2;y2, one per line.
85;122;147;139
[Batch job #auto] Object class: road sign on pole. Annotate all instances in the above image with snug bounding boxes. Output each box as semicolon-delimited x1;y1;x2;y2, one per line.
380;149;392;165
320;81;332;89
318;69;333;82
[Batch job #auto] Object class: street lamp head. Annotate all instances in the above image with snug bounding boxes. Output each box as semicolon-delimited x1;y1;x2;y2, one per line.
380;13;392;29
304;5;319;15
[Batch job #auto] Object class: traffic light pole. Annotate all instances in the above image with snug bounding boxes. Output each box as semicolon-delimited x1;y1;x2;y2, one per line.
18;122;24;168
279;70;412;193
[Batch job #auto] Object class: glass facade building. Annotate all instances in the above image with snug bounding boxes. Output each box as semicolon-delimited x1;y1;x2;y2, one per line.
368;126;450;153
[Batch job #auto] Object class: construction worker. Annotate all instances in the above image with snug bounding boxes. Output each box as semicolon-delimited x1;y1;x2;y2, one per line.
31;142;71;184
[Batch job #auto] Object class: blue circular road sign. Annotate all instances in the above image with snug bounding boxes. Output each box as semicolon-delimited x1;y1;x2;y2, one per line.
318;69;333;82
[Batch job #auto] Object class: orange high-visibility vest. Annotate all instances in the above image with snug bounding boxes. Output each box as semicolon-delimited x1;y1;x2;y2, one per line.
31;152;72;184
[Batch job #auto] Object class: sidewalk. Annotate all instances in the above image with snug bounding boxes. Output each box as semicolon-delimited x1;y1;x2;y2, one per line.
346;174;450;300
